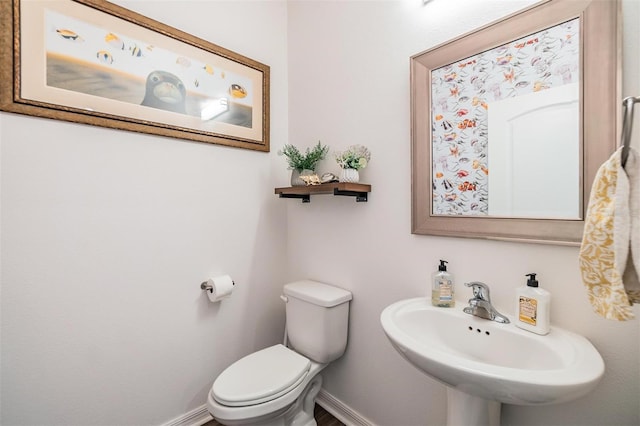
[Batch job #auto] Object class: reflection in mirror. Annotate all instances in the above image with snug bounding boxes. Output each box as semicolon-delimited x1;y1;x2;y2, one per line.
411;0;619;244
431;18;580;219
488;83;580;218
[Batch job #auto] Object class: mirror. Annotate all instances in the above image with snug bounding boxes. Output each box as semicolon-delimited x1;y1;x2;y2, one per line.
411;0;620;245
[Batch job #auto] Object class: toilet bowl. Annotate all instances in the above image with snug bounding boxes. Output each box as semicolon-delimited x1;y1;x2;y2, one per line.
207;345;326;425
206;280;352;426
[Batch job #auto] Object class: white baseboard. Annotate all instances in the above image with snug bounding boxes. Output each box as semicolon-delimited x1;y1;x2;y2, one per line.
161;404;213;426
161;390;371;426
316;389;375;426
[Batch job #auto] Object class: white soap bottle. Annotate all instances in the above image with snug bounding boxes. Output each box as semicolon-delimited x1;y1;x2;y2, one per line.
432;260;455;307
515;273;550;335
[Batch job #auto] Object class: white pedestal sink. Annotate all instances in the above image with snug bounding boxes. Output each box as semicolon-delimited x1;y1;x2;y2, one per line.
380;298;604;426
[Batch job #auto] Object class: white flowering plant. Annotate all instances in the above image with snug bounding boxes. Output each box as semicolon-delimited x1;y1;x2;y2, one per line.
334;145;371;170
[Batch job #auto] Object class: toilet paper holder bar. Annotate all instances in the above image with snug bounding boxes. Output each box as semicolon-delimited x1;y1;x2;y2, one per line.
200;280;235;292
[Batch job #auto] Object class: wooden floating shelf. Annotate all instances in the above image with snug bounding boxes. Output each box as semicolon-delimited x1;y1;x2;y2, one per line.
274;182;371;203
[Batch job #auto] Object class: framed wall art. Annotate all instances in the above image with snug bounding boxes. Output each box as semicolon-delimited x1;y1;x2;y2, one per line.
0;0;270;151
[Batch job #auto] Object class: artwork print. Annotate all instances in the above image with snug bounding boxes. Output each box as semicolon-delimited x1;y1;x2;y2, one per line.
431;18;579;215
46;9;253;126
0;0;269;151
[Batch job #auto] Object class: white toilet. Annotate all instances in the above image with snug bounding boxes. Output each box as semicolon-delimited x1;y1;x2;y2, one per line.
206;280;352;426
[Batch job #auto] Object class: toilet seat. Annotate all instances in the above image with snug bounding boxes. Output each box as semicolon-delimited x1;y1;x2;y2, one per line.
213;344;311;407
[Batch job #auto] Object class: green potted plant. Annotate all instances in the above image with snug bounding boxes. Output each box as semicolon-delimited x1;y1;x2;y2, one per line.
278;141;329;186
334;144;371;183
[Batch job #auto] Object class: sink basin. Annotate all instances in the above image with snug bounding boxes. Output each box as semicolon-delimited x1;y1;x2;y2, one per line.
381;298;604;425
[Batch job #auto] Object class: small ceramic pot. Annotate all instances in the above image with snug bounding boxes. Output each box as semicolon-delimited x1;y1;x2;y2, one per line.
339;168;360;183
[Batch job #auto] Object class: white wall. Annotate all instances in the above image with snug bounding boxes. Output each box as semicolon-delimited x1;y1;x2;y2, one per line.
0;1;290;424
287;1;640;425
2;1;640;426
623;0;640;151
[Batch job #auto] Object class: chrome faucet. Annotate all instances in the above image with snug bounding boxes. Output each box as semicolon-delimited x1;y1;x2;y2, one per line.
463;282;510;324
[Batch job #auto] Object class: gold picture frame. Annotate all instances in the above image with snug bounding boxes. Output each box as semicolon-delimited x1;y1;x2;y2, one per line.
0;0;270;151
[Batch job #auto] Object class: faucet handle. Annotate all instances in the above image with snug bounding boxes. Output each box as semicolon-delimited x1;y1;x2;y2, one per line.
465;281;491;301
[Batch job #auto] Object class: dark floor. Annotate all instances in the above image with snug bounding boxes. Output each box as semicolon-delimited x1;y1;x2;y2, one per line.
204;403;345;425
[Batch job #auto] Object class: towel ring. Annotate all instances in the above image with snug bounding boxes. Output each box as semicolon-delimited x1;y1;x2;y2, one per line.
621;96;640;169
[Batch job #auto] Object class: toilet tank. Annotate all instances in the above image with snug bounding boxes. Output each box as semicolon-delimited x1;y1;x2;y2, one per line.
283;280;352;364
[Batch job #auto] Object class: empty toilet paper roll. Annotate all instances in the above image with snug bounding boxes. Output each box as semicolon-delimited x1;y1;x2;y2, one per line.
205;275;235;302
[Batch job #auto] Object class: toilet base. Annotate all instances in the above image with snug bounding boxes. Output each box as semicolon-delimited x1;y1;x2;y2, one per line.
283;373;323;426
208;369;324;426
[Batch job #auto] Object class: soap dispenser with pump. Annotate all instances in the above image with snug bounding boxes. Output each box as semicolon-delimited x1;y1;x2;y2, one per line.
432;260;455;307
515;273;550;335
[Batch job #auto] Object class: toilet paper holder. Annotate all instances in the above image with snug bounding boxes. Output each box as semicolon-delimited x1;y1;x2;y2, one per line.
200;280;235;292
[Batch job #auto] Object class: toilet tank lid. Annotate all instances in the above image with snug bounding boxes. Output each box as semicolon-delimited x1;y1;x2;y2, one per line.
283;280;352;307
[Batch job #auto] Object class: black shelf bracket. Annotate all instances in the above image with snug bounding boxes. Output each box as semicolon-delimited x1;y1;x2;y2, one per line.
333;188;368;202
279;193;311;203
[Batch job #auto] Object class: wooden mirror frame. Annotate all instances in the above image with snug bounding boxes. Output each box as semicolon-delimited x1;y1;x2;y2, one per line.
411;0;620;245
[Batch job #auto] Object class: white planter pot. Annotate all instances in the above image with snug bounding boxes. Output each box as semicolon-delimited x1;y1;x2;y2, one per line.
339;168;360;183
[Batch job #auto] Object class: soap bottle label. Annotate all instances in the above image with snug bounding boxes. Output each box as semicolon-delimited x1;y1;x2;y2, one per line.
518;296;537;326
438;279;453;301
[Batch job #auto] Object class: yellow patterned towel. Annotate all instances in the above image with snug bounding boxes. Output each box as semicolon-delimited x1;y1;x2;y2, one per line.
579;147;639;321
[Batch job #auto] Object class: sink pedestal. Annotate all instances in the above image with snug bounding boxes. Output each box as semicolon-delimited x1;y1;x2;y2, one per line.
447;389;501;426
